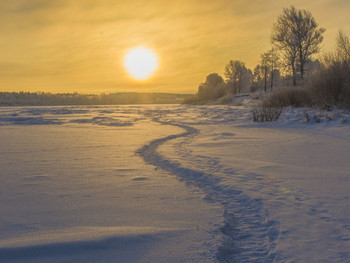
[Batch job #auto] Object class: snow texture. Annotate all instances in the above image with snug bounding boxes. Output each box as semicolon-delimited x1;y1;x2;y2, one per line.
0;105;349;262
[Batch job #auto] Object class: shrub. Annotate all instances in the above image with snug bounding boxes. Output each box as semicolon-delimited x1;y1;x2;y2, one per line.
341;116;349;123
217;94;234;104
265;87;312;108
313;113;322;123
303;109;310;122
253;103;283;122
307;62;350;108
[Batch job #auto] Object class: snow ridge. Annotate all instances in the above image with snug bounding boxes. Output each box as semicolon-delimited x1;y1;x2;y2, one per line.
137;118;280;262
0;226;168;262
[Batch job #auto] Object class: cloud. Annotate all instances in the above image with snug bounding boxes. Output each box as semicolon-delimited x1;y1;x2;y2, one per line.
0;0;58;14
0;0;348;93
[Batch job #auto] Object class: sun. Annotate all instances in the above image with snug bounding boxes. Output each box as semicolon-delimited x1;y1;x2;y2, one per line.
123;46;159;81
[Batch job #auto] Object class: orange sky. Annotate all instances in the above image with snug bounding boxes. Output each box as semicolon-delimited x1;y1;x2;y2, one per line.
1;0;349;94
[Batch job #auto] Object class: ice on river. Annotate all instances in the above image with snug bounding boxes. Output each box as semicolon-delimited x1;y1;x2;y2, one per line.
0;105;349;262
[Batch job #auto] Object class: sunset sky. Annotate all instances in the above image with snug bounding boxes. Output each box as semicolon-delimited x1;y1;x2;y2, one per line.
1;0;349;94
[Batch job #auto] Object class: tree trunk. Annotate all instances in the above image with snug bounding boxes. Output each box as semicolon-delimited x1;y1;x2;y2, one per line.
299;48;305;80
270;72;274;90
292;61;297;86
300;58;304;80
292;74;296;86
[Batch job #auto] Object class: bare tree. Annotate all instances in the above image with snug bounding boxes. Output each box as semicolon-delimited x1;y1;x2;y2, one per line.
224;60;252;94
260;55;270;92
272;6;325;85
253;64;264;91
266;48;279;90
257;48;280;92
336;30;350;63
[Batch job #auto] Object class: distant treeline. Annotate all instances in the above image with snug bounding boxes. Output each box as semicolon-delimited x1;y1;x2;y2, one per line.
0;92;195;106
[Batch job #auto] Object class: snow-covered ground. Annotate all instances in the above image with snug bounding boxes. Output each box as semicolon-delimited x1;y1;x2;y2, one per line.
0;104;349;262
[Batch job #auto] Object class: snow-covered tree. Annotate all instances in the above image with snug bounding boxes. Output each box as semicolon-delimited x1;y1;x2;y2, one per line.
224;60;252;94
197;73;225;100
272;6;325;85
336;30;350;63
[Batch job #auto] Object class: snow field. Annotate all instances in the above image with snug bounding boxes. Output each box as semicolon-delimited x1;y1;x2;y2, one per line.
0;104;349;262
0;106;223;263
156;105;350;262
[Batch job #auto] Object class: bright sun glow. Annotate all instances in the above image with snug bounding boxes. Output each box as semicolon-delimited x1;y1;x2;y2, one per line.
123;47;158;81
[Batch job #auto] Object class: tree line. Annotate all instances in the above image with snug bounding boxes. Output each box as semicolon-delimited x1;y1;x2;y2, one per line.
0;92;193;106
192;5;350;107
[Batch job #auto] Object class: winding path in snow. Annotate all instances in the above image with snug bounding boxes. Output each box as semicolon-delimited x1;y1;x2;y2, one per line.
137;118;280;262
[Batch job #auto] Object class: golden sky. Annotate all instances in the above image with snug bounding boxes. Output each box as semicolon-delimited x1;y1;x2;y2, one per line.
1;0;349;94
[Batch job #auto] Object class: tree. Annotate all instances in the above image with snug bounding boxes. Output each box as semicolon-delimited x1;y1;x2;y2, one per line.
197;73;225;100
224;60;252;94
272;6;325;85
265;48;279;90
253;64;264;91
336;30;350;63
255;49;280;92
260;53;270;92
